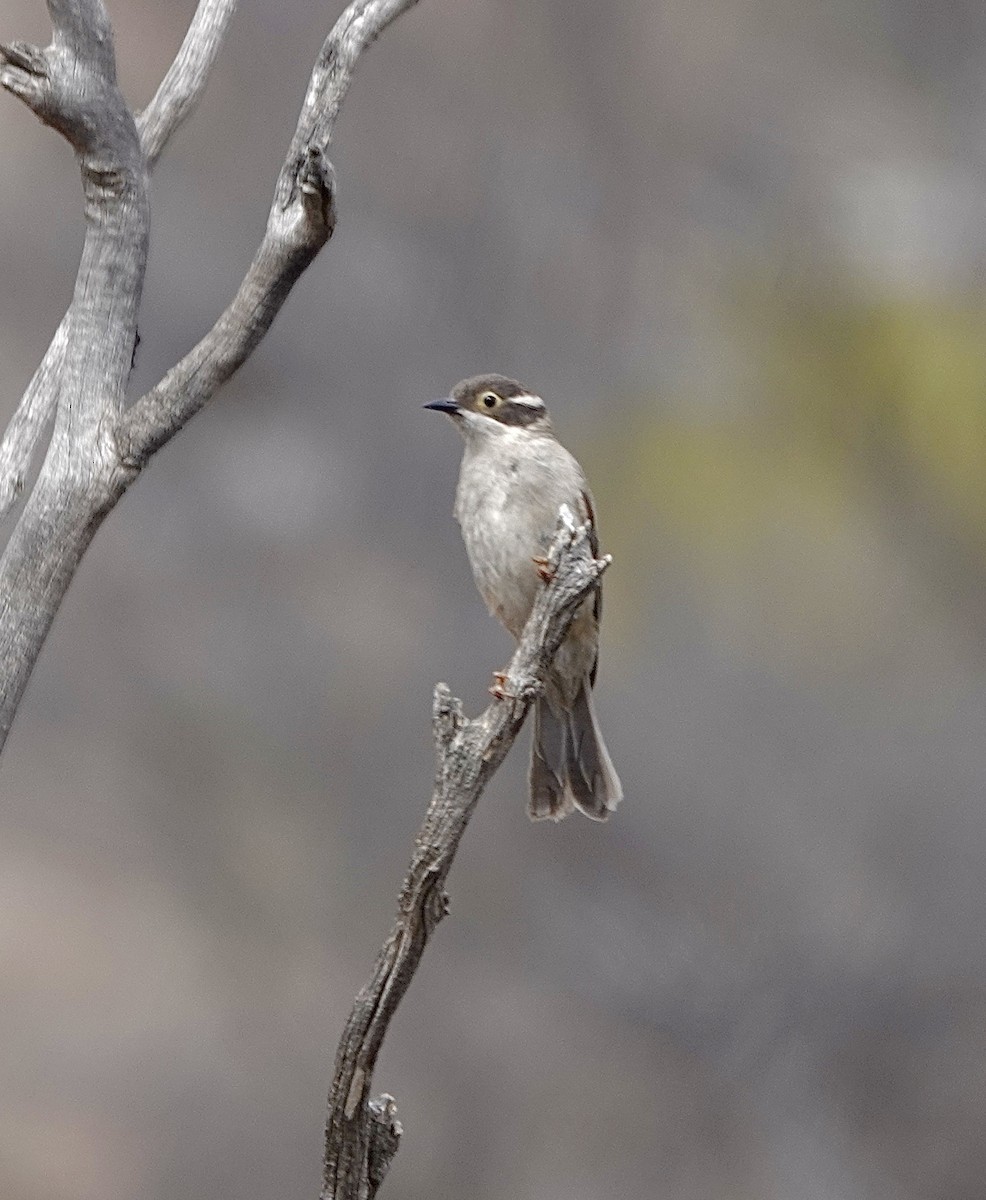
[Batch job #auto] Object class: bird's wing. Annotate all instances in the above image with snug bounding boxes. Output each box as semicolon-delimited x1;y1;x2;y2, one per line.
580;487;602;688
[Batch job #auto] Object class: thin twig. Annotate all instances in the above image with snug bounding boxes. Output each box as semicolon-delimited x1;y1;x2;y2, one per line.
322;511;610;1199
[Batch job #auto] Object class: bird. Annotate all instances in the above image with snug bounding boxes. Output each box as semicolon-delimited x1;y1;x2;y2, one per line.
425;374;622;821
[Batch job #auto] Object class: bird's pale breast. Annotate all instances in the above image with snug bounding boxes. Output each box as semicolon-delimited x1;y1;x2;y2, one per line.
454;431;591;641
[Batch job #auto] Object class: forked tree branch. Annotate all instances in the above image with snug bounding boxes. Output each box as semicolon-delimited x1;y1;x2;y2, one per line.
0;0;236;522
322;511;610;1199
0;0;422;752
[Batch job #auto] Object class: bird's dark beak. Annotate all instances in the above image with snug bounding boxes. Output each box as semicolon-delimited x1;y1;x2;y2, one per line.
423;398;460;415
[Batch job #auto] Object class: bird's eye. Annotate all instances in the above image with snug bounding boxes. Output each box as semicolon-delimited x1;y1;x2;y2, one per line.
481;392;499;408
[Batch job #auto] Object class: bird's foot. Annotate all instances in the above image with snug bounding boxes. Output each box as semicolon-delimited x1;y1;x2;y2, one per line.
489;670;514;700
532;555;555;584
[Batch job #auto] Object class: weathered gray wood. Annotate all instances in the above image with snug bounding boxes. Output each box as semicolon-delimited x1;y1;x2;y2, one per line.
322;513;609;1199
0;0;421;752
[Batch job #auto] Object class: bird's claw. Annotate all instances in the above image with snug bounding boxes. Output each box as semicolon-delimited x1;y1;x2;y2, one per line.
532;555;554;583
489;670;514;700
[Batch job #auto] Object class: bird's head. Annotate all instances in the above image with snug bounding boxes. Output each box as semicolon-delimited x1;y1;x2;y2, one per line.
424;374;553;440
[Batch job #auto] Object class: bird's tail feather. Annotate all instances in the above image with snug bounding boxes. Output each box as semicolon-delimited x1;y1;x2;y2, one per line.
529;698;576;821
528;676;622;822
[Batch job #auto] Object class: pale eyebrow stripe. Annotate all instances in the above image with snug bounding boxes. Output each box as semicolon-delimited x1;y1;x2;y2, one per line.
511;394;545;408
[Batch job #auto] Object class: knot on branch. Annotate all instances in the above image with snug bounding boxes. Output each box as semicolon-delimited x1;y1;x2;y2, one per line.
366;1093;402;1197
419;868;449;935
273;147;337;250
507;506;610;691
297;146;337;236
432;683;464;754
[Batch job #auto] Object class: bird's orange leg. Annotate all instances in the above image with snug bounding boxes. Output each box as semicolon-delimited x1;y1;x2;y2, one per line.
532;555;554;583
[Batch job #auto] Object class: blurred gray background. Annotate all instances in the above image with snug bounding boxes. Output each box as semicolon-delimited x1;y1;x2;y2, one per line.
3;1;986;1197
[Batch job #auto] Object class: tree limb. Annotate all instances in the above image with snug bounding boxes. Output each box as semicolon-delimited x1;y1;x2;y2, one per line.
115;0;422;469
113;145;338;468
322;510;611;1199
136;0;238;169
287;0;421;184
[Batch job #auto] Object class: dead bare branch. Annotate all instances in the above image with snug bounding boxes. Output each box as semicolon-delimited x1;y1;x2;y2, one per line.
322;512;610;1198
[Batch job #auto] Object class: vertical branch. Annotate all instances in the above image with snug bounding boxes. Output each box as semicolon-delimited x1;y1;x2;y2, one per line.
0;0;148;748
